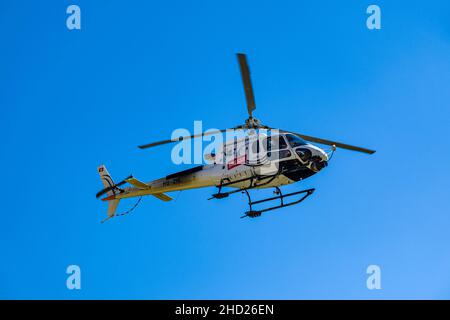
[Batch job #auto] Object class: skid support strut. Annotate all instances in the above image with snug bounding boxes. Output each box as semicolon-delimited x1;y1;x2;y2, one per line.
241;188;315;218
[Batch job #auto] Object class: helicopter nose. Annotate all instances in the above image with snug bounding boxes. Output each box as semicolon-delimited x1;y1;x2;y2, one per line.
311;154;328;172
308;146;328;172
309;145;328;162
320;149;328;162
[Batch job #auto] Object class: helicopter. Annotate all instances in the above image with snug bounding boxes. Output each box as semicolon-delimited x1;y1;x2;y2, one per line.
96;53;375;222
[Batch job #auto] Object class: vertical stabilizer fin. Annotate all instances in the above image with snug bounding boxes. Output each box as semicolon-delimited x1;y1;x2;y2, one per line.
97;165;121;223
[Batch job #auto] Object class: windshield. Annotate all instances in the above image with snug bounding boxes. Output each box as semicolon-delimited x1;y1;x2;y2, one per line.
285;134;308;148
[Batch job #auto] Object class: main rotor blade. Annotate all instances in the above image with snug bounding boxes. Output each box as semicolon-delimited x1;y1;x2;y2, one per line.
237;53;256;117
288;131;376;154
138;129;229;149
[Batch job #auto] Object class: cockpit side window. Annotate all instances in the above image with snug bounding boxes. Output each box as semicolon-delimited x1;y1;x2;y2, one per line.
285;134;308;148
263;135;288;151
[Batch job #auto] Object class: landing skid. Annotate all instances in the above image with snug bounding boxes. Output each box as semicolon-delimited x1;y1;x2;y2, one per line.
210;182;315;218
241;187;315;218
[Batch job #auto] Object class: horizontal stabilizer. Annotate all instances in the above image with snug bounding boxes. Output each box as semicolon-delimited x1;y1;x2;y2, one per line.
125;176;149;189
152;193;173;202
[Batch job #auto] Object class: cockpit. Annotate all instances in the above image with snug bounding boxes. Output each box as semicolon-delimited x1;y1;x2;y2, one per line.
259;133;328;173
222;132;328;176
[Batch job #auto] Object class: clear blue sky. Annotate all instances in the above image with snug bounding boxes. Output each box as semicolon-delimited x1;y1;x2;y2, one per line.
1;0;450;299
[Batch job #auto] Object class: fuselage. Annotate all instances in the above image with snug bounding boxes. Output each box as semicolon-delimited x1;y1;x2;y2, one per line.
116;133;329;199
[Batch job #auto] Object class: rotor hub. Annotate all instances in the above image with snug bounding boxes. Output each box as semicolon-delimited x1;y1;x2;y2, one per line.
245;117;261;129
